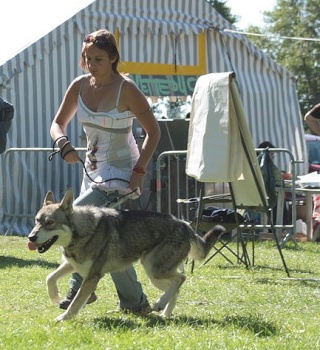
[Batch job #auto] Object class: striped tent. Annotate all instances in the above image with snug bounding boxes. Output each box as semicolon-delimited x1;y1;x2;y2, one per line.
0;0;307;234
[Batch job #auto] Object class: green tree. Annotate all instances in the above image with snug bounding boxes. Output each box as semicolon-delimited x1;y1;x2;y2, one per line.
206;0;238;25
240;0;320;118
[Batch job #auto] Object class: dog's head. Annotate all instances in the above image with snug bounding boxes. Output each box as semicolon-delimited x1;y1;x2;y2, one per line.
27;188;74;253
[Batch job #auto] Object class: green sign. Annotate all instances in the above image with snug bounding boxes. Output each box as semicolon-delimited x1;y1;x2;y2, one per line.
131;74;198;96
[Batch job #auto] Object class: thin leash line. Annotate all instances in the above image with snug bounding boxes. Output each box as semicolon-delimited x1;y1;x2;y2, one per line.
77;158;139;205
78;158;130;185
48;143;138;204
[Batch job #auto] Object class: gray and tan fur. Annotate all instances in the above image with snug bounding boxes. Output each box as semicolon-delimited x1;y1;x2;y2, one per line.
28;188;224;322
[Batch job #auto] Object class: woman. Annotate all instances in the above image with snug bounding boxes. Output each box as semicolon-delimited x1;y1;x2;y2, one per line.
50;29;160;314
258;141;290;225
304;103;320;135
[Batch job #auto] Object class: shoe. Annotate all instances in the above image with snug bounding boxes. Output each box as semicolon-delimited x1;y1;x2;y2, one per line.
59;288;97;310
120;300;152;316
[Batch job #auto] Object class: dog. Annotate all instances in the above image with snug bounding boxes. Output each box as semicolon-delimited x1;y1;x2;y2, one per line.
27;188;224;322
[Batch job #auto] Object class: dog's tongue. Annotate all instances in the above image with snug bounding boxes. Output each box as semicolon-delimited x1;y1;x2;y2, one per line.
27;241;37;251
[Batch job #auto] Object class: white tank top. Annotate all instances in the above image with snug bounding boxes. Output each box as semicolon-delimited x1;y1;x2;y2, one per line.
76;79;140;193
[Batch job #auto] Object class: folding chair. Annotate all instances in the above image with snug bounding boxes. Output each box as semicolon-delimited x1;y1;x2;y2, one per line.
178;190;255;272
195;192;256;267
184;72;290;277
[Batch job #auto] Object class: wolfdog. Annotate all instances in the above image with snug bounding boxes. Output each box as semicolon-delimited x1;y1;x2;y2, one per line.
27;188;224;322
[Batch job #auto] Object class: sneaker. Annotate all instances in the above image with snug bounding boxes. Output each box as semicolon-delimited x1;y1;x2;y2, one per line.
120;300;152;316
59;288;97;310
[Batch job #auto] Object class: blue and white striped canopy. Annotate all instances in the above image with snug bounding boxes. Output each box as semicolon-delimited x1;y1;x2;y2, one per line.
0;0;307;234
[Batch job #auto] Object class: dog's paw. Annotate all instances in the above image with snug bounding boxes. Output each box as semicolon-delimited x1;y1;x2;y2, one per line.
153;300;165;313
160;309;173;318
154;302;173;318
50;295;61;305
55;311;73;322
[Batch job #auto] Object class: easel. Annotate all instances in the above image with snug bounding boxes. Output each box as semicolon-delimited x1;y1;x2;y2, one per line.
185;72;290;277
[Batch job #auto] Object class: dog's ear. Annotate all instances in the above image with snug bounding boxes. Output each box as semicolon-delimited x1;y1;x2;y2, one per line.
60;188;74;210
44;191;55;205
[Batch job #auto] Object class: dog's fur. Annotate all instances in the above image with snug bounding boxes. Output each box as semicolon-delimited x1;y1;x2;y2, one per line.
28;188;224;322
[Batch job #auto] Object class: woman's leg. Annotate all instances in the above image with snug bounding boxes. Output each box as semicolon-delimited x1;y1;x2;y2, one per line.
68;188;114;289
110;267;149;312
60;187;117;309
61;187;149;313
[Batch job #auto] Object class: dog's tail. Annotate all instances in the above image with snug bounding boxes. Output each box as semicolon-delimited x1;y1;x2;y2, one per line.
188;225;225;261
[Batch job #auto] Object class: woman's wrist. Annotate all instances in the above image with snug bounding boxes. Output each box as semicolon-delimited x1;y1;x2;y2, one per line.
54;135;68;149
60;140;75;159
133;165;146;175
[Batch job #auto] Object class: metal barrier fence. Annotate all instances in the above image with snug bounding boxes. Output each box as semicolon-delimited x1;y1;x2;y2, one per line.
1;147;158;235
155;149;300;245
155;151;230;220
1;147;86;235
1;147;300;240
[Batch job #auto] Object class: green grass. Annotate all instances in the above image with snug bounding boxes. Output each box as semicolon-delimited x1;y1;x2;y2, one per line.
1;236;320;349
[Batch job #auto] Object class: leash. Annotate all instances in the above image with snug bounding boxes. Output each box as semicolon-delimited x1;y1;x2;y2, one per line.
48;137;139;204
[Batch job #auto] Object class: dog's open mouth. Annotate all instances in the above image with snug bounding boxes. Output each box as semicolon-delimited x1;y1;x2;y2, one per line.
27;236;58;254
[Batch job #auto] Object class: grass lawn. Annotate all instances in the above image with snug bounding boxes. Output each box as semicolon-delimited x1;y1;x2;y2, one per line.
1;236;320;349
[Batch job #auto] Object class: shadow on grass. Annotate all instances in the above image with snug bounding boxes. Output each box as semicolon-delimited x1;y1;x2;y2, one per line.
254;277;320;290
221;314;278;337
205;261;317;276
93;313;278;337
252;264;316;275
0;255;58;269
202;263;288;274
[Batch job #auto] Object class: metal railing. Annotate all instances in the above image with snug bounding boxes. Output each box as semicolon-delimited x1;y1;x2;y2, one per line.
155;150;230;220
155;149;302;244
1;147;86;235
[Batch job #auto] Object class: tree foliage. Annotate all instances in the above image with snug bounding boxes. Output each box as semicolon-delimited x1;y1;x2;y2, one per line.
234;0;320;117
206;0;238;25
210;0;319;118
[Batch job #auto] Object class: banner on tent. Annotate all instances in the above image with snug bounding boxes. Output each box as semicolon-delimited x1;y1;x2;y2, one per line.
130;74;198;96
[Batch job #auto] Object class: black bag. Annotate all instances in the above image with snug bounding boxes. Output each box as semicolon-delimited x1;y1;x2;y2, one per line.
201;206;245;223
0;97;14;154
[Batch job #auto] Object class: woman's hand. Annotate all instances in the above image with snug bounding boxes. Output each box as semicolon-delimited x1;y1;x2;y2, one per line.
60;141;81;164
129;171;145;194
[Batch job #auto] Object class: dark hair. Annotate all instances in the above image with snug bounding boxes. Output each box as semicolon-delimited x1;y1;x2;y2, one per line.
80;29;120;73
258;141;275;149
